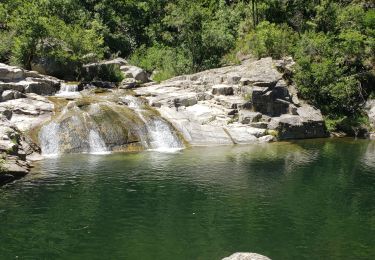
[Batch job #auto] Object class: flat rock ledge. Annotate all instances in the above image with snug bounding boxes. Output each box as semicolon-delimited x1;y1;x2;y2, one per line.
222;252;271;260
135;57;328;145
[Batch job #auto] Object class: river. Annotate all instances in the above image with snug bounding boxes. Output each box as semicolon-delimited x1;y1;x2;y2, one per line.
0;139;374;259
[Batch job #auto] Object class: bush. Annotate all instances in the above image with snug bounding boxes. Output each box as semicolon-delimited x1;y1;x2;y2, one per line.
130;44;193;82
233;21;297;59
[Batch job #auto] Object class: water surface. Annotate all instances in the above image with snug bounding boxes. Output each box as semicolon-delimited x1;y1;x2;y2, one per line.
0;139;374;259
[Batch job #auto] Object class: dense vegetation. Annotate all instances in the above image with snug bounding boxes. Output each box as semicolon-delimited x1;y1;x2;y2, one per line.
0;0;374;131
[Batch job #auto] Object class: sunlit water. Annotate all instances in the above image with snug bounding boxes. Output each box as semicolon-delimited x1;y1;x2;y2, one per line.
0;139;374;259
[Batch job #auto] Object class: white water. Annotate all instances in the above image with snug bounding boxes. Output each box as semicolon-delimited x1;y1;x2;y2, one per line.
55;83;81;98
122;95;184;152
39;122;60;157
88;129;110;155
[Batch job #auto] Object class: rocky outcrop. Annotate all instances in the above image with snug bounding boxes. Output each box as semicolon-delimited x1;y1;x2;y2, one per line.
365;100;375;139
0;63;61;97
0;115;41;185
0;93;54;131
135;57;327;144
222;252;271;260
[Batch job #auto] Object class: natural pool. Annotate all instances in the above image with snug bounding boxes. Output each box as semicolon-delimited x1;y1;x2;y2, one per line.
0;139;374;259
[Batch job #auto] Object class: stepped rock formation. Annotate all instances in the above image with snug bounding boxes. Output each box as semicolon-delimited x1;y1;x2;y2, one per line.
135;57;328;145
0;57;341;183
365;100;375;139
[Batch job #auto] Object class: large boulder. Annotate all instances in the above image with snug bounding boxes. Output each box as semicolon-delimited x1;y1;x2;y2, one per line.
0;63;61;96
251;84;291;116
0;93;54;131
83;58;128;82
239;111;262;124
0;63;24;82
120;65;149;83
222;252;271;260
365;100;375;127
268;105;328;140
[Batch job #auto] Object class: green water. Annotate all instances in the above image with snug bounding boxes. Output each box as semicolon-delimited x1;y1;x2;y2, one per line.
0;139;374;260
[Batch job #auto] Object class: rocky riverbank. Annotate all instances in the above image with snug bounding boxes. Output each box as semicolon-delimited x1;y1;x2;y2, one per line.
134;57;328;145
0;57;372;185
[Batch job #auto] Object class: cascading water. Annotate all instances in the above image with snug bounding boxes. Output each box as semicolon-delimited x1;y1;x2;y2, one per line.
39;122;60;156
39;102;110;156
88;129;109;154
121;95;184;152
55;83;80;97
39;94;184;156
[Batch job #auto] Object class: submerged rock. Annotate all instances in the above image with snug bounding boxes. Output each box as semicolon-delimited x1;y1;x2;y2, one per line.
222;252;271;260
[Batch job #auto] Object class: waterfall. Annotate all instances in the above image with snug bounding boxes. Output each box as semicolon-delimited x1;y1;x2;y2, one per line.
146;118;184;152
38;95;183;156
121;95;184;152
56;83;80;97
39;122;60;157
88;129;109;154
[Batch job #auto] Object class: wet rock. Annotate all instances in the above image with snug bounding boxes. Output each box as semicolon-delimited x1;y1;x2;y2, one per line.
259;135;276;143
222;252;271;260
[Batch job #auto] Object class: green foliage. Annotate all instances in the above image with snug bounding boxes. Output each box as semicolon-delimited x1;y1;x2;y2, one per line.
1;0;374;133
232;21;297;60
130;44;192;82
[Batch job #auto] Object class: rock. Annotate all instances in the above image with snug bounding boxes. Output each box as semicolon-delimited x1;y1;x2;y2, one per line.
212;84;234;96
120;78;138;89
225;125;266;144
0;107;12;120
1;90;25;101
121;65;149;83
173;96;197;108
0;116;41;185
0;174;15;185
269;113;327;140
239;111;262;124
365;100;375;127
0;81;27;93
133;57;328;145
196;92;213;101
259;135;276;143
83;58;128;82
252;84;291;116
90;81;116;89
0;63;24;82
0;94;54;131
24;77;60;95
0;63;61;96
222;252;271;260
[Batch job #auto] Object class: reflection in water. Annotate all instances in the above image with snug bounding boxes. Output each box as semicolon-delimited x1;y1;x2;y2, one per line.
361;141;375;169
0;139;374;260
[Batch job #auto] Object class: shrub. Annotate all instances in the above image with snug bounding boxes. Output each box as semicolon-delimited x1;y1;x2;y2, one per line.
233;21;297;59
130;44;193;82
